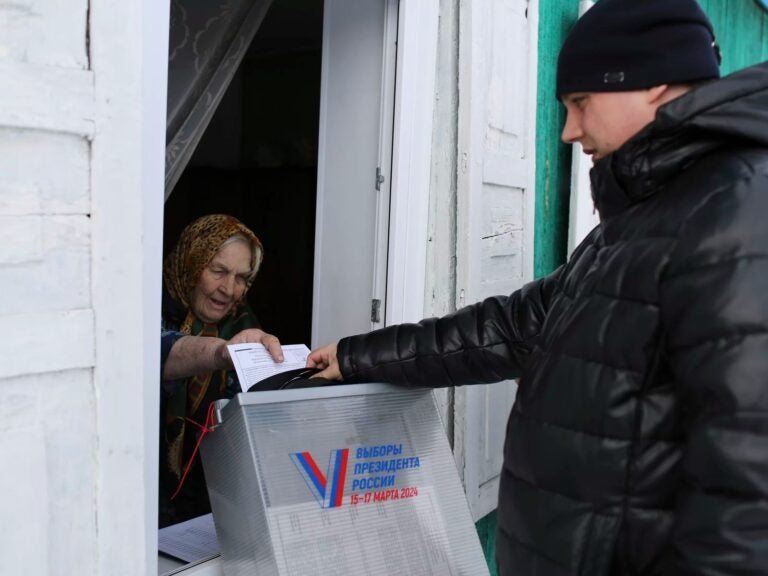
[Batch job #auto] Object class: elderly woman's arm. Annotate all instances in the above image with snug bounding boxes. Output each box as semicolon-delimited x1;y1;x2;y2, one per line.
162;328;284;381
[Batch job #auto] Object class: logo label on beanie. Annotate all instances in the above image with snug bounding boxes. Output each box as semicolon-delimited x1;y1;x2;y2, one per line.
603;71;625;84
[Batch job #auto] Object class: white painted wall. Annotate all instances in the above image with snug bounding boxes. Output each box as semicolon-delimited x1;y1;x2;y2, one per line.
0;4;97;574
568;142;600;255
0;0;166;574
452;0;538;521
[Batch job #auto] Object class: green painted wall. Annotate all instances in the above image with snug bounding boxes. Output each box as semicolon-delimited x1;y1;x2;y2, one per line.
698;0;768;74
533;1;580;278
478;0;768;572
476;511;499;575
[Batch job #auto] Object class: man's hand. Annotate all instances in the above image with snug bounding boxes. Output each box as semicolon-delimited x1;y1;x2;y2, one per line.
215;328;285;370
306;342;342;381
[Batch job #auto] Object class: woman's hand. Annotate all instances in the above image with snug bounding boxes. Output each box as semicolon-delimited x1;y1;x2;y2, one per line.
215;328;285;370
306;342;342;381
228;328;284;361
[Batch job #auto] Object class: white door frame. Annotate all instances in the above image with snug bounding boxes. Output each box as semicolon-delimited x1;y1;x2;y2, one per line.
137;0;170;573
371;0;399;330
311;0;438;343
92;0;169;572
311;0;398;347
385;0;439;326
141;0;438;572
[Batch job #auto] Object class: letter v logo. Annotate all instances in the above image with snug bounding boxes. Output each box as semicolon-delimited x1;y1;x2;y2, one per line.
291;448;350;508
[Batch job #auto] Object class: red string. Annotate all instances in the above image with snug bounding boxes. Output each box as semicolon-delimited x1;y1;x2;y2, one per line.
171;402;217;501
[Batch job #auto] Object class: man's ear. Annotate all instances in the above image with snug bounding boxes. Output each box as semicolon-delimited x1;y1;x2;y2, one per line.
646;84;670;105
648;84;691;107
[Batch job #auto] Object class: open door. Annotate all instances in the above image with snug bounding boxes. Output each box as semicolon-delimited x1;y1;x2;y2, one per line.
311;0;398;347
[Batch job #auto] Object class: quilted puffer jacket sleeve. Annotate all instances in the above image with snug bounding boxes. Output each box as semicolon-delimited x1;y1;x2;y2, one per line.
660;170;768;575
336;265;563;387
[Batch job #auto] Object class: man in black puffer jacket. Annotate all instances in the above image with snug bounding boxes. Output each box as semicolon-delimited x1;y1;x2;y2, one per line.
308;0;768;573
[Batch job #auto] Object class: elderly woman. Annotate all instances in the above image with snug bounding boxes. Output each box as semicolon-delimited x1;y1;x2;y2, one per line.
159;214;283;527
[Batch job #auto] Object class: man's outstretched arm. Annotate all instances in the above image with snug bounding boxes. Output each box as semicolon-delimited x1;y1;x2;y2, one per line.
309;265;564;387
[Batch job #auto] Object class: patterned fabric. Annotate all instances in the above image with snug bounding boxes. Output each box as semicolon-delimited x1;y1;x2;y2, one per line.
160;214;263;527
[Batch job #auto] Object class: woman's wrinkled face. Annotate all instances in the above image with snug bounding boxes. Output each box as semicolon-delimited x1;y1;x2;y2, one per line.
190;240;253;324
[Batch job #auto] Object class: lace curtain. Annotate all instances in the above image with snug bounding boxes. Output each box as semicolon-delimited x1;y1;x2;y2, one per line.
165;0;274;199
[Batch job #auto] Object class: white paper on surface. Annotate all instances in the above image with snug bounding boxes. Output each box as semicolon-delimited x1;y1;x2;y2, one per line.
228;343;311;391
266;487;455;576
158;513;220;564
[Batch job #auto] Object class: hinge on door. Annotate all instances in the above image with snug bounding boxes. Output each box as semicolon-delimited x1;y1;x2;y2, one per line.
371;299;381;323
375;167;385;191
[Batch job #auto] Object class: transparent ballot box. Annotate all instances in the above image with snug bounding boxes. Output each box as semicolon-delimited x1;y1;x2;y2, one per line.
200;384;489;576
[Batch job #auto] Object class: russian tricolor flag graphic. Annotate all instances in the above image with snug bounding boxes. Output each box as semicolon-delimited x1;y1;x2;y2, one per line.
291;448;349;508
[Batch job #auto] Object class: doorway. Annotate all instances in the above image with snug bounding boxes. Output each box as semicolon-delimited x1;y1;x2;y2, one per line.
164;0;398;347
164;0;324;345
153;0;439;570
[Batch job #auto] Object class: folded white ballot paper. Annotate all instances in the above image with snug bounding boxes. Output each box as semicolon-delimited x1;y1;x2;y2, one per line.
228;342;311;392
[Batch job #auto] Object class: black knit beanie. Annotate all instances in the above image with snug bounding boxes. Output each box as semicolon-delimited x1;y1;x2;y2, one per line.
556;0;721;97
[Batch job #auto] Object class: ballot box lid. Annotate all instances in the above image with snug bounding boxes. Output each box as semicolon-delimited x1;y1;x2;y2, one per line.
212;382;400;424
202;384;490;576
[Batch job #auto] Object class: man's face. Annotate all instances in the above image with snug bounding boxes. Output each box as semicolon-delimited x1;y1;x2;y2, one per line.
561;90;660;161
